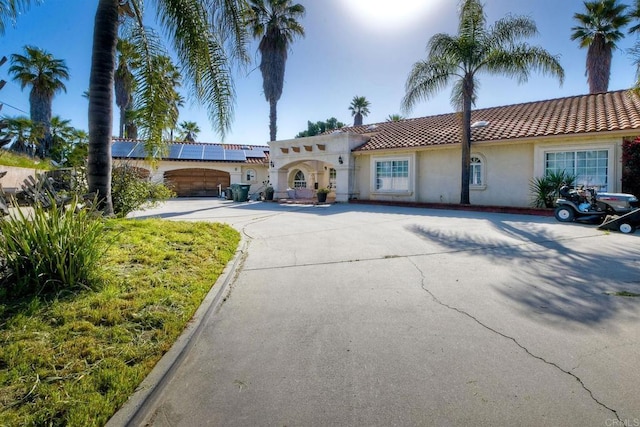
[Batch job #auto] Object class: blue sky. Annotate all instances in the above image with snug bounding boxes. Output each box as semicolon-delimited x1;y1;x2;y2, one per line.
2;0;640;146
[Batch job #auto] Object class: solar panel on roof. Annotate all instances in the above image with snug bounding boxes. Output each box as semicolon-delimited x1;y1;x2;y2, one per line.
224;149;246;161
111;141;136;158
203;144;225;161
244;148;267;158
179;145;204;160
168;144;183;159
129;142;147;158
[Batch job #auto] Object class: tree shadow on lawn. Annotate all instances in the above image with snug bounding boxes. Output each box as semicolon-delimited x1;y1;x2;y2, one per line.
406;219;640;326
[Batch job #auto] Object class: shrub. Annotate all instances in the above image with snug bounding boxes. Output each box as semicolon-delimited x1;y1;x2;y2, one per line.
529;171;575;208
622;138;640;197
0;198;105;297
111;165;175;217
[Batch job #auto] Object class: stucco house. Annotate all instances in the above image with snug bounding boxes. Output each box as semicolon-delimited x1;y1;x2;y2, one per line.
112;90;640;207
269;90;640;207
111;140;270;198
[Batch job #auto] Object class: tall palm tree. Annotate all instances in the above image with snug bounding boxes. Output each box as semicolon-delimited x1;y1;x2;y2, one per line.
8;45;69;158
177;120;201;141
349;96;370;126
387;114;404;122
245;0;305;142
114;38;138;138
571;0;630;94
402;0;564;205
88;0;248;214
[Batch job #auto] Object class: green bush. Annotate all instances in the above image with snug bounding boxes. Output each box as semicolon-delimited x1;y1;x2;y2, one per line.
111;165;175;218
622;138;640;197
0;198;105;297
529;170;575;208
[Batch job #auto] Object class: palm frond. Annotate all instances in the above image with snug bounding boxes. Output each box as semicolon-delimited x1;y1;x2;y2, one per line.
402;59;457;114
152;0;247;138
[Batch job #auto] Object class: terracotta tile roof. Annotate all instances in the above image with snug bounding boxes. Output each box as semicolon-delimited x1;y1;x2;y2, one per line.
344;90;640;152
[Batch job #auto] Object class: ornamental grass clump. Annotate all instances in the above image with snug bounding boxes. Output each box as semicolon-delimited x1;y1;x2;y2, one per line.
0;198;105;297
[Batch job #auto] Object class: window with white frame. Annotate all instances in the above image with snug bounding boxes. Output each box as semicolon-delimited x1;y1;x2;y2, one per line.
375;159;409;192
329;168;336;189
293;170;307;188
245;168;256;182
545;150;609;190
470;156;483;186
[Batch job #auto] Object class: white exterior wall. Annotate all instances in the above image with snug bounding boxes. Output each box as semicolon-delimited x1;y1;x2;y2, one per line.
112;159;270;195
470;143;534;207
269;133;367;202
352;134;628;208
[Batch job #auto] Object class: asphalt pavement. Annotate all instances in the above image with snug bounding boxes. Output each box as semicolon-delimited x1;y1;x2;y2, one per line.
107;199;640;427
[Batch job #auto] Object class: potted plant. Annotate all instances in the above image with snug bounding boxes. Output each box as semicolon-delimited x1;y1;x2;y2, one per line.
316;187;330;203
263;180;274;201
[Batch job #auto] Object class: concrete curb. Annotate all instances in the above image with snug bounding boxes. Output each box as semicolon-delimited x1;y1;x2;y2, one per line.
349;199;555;216
105;235;249;427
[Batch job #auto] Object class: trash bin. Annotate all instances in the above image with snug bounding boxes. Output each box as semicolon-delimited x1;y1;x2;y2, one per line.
225;187;233;200
233;183;251;202
230;184;239;201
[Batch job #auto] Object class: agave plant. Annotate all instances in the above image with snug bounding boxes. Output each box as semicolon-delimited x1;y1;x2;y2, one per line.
529;171;576;208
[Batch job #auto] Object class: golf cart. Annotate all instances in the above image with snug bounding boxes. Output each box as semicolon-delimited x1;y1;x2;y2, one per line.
554;184;639;224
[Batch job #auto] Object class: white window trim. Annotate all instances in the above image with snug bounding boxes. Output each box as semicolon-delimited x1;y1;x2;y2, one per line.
245;168;257;183
534;142;615;191
470;153;487;191
370;154;415;195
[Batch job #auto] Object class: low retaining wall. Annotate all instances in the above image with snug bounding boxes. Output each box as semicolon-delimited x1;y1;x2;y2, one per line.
0;166;44;193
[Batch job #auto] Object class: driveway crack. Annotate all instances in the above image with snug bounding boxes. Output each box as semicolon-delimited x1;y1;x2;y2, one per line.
407;258;621;422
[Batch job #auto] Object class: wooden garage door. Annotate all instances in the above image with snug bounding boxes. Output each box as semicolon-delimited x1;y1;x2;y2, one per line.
164;169;230;197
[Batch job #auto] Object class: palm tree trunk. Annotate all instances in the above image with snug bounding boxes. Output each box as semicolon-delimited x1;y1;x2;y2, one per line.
87;0;118;215
29;90;52;158
119;106;126;138
587;34;611;94
269;98;278;142
460;77;473;205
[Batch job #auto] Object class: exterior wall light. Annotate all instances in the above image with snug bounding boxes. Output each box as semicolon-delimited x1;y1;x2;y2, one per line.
270;160;274;167
338;156;343;164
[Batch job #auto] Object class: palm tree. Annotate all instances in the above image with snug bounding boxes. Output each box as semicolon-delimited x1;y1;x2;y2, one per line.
49;115;74;163
402;0;564;205
571;0;630;94
177;121;201;142
349;96;370;126
387;114;404;122
88;0;248;214
114;39;138;138
3;116;44;156
245;0;305;142
8;45;69;158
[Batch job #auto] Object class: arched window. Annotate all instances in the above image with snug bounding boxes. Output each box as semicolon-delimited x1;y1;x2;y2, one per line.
245;168;256;182
470;156;483;186
293;170;306;188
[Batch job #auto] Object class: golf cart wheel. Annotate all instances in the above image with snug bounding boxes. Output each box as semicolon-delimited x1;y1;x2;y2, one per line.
618;222;636;234
554;206;575;222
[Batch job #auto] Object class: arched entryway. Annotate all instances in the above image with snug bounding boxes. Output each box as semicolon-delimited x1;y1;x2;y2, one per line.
164;168;230;197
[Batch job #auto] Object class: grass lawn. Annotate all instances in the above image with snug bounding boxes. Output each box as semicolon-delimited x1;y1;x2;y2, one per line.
0;150;53;170
0;218;240;426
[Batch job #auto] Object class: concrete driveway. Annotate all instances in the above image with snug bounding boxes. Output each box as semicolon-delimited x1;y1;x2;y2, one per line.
116;199;639;426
